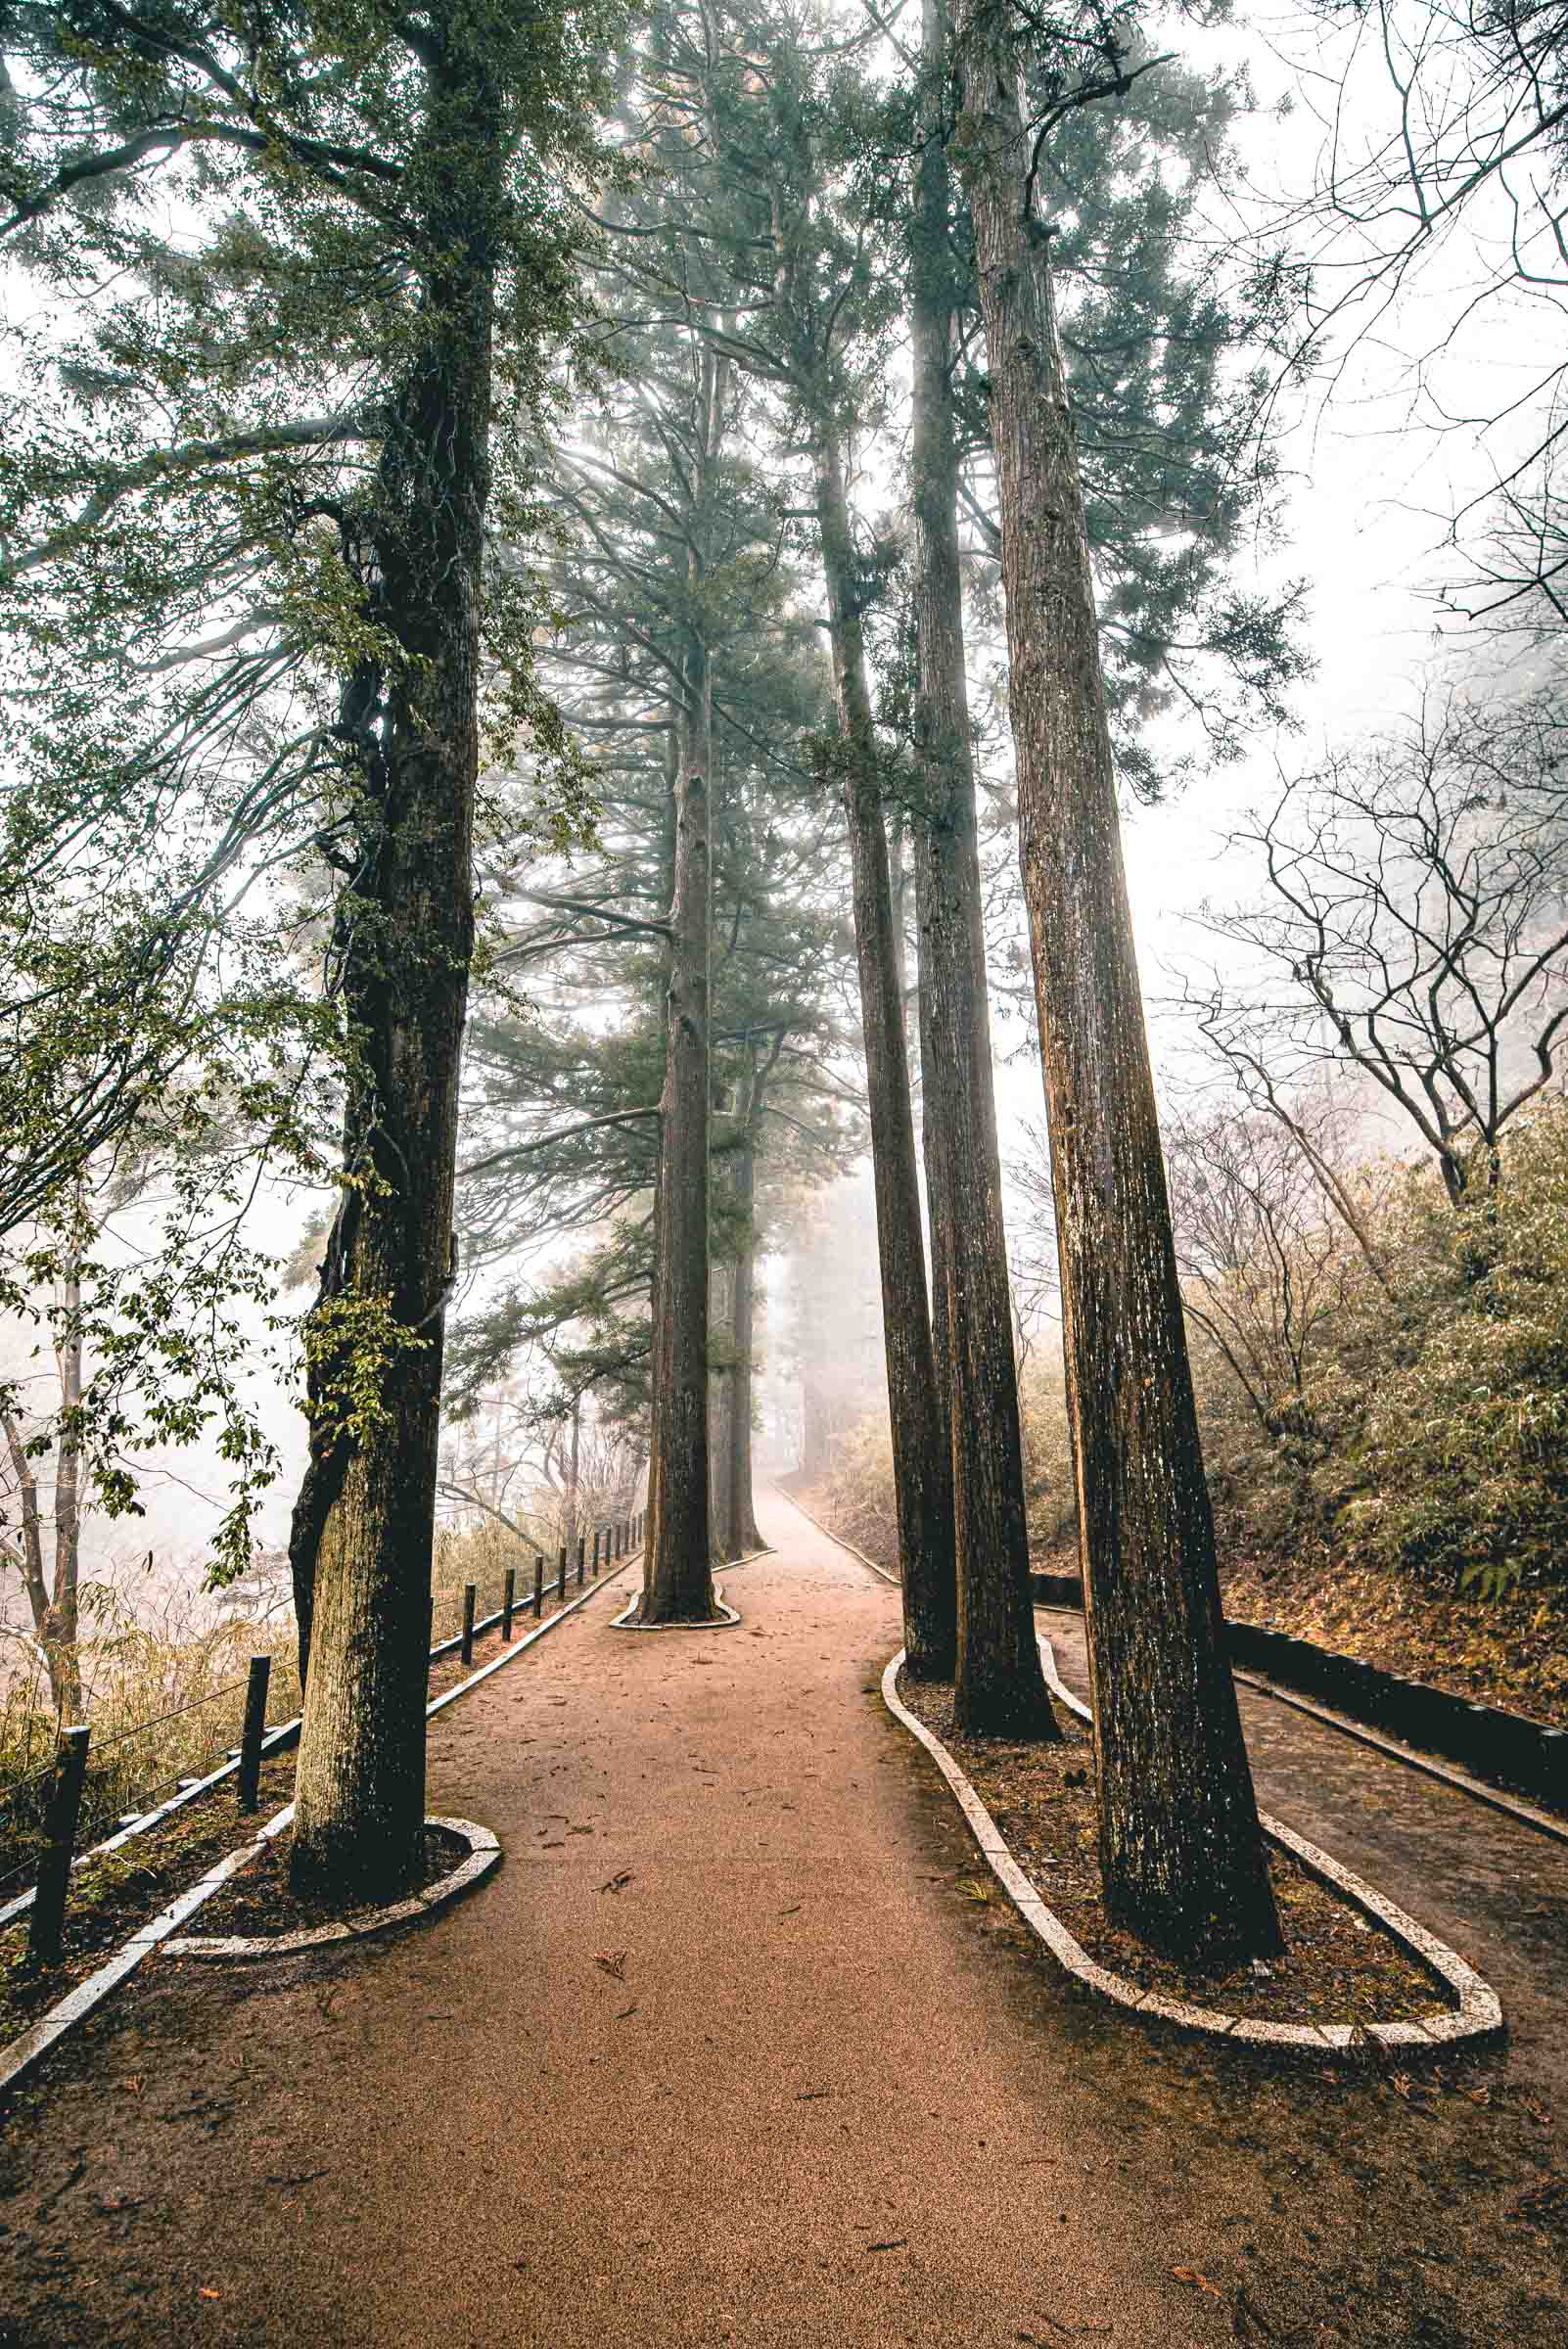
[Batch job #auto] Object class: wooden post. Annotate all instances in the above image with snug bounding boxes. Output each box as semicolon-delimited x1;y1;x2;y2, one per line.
502;1567;516;1642
29;1726;90;1969
533;1554;543;1618
238;1654;271;1814
576;1537;585;1589
557;1545;567;1601
461;1583;477;1667
591;1529;601;1578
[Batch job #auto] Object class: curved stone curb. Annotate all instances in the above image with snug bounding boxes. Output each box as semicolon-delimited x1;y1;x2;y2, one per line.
162;1818;500;1961
882;1644;1503;2054
609;1580;741;1631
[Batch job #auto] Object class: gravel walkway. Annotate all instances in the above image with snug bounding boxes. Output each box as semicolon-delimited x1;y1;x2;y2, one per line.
2;1491;1565;2348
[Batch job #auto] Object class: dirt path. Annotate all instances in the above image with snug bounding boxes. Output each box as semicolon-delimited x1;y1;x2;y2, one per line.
2;1493;1565;2348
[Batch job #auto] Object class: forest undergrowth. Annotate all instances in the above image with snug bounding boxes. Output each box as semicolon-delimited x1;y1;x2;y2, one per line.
804;1097;1568;1729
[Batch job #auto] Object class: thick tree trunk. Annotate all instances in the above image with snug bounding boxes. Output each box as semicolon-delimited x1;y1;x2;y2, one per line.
638;668;717;1621
950;23;1280;1963
288;48;499;1902
909;0;1053;1734
813;424;955;1672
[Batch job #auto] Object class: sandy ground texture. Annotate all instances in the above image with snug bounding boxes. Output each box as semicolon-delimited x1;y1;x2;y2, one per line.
1;1489;1566;2348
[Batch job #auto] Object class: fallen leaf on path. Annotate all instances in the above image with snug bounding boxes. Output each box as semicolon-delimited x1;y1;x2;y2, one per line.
1172;2267;1222;2298
599;1871;633;1894
595;1949;627;1980
615;2004;639;2019
777;1903;802;1918
866;2239;906;2253
797;2088;830;2100
119;2076;144;2095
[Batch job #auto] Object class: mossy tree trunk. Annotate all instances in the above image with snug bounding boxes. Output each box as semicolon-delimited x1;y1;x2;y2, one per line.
287;42;500;1903
949;14;1280;1963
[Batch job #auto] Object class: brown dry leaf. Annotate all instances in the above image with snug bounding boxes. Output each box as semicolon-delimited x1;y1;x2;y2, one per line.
199;2286;222;2300
594;1949;627;1980
1171;2267;1222;2298
119;2076;145;2096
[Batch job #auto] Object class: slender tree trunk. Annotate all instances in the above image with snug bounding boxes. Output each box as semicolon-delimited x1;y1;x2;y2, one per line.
564;1395;581;1568
909;0;1053;1733
43;1216;85;1720
639;681;717;1619
950;21;1280;1962
813;423;955;1672
288;45;500;1902
710;1255;733;1549
801;1371;832;1479
2;1407;63;1715
719;1089;762;1560
913;920;955;1575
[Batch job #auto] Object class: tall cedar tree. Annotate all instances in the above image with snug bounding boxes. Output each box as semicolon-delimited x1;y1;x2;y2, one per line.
908;0;1046;1722
949;0;1281;1963
0;0;618;1901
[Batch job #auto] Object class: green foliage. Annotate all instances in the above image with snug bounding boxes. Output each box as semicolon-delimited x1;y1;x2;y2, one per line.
1192;1099;1568;1604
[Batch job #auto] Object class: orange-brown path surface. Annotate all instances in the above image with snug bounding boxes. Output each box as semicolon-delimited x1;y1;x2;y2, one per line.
3;1488;1566;2349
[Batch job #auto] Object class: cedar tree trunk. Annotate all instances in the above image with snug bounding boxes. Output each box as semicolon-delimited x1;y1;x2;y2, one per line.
950;18;1280;1963
717;1081;762;1561
813;423;956;1671
287;43;500;1901
638;666;717;1621
910;0;1054;1734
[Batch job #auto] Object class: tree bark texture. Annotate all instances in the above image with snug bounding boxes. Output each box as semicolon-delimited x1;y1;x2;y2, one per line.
287;44;500;1902
813;425;956;1670
909;0;1052;1731
638;667;717;1621
716;1073;762;1561
950;16;1280;1961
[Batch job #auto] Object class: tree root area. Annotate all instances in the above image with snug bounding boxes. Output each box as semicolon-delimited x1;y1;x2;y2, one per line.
897;1668;1443;2028
192;1823;466;1940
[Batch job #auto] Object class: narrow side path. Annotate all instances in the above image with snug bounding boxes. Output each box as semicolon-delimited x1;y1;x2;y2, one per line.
1;1493;1563;2348
1039;1607;1568;2086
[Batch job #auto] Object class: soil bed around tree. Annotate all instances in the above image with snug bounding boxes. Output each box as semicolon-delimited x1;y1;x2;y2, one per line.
190;1820;467;1941
0;1750;298;2043
896;1668;1448;2029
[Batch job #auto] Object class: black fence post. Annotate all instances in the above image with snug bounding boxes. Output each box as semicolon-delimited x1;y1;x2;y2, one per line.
238;1654;271;1814
558;1545;567;1601
533;1554;544;1619
502;1567;516;1642
591;1529;601;1579
461;1583;477;1667
576;1537;585;1589
29;1726;91;1969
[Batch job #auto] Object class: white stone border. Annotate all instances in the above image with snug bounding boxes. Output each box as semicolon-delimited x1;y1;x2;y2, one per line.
883;1639;1503;2053
610;1580;741;1631
162;1816;500;1961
